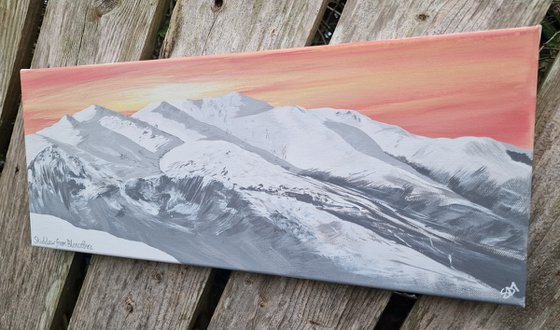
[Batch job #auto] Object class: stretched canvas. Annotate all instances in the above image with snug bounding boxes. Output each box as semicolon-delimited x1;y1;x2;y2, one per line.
21;26;539;305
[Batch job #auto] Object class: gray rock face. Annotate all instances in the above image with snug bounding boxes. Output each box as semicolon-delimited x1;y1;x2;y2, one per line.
26;93;532;304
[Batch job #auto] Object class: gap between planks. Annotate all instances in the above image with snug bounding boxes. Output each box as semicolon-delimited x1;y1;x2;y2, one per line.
0;0;44;173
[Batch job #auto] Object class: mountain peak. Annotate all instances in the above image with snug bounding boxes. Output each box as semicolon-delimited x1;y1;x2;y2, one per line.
133;100;181;118
36;114;83;146
73;104;118;122
198;92;265;105
133;93;275;119
210;92;253;101
335;110;364;122
37;114;79;133
203;92;274;116
58;114;79;127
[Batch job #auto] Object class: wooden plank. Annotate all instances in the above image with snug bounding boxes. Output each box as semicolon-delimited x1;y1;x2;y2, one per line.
210;1;554;328
330;0;551;43
0;0;42;158
401;52;560;330
67;0;327;328
31;0;166;68
0;111;74;329
160;0;327;57
210;272;389;329
70;257;212;329
0;0;168;329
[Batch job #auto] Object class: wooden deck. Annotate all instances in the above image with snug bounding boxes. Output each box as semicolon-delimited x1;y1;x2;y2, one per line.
1;1;559;329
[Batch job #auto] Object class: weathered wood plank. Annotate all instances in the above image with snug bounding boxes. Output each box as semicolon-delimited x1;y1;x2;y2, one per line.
211;272;389;329
0;0;42;158
330;0;551;43
67;1;328;328
160;0;327;58
0;110;75;329
210;1;554;328
0;0;169;329
31;0;166;68
401;51;560;330
70;257;212;329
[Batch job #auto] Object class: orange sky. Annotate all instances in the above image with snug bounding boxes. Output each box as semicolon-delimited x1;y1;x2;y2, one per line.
21;26;540;149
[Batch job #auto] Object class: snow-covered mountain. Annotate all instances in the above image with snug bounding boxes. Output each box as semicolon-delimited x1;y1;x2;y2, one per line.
29;105;182;179
26;93;531;305
312;108;532;221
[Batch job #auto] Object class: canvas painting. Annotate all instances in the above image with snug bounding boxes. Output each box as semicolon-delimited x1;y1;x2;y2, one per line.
21;26;539;305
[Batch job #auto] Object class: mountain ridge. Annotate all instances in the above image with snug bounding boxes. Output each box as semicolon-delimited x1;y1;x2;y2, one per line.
25;93;531;305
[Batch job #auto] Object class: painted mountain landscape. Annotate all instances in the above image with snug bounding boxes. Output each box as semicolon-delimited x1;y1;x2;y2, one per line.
25;93;531;304
21;27;539;305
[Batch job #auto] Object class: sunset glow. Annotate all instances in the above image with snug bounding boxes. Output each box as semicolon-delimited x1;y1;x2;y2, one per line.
21;26;540;149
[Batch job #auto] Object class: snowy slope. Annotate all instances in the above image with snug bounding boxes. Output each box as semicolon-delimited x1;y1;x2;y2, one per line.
25;134;53;161
37;115;82;146
98;115;171;153
160;98;408;176
33;105;183;179
38;105;181;154
136;96;527;240
311;108;532;220
136;98;486;213
311;108;531;184
133;97;528;256
161;143;502;294
31;213;178;262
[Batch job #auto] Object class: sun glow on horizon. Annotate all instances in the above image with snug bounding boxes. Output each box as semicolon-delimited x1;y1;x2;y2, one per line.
21;27;540;149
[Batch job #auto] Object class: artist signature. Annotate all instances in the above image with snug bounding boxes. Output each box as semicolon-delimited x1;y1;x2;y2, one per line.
33;236;93;251
500;282;519;299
